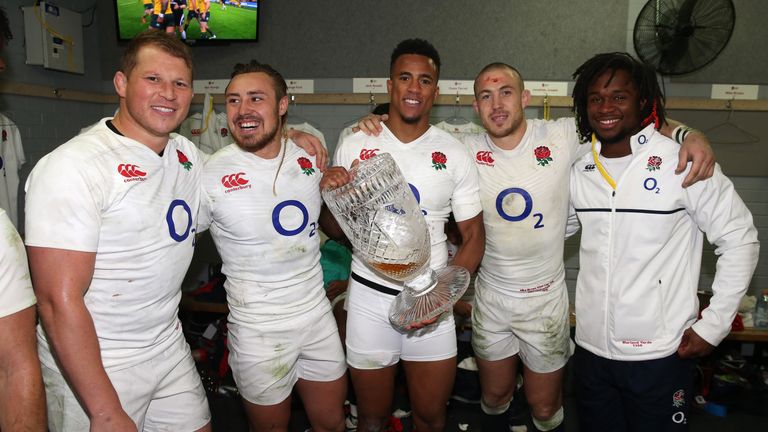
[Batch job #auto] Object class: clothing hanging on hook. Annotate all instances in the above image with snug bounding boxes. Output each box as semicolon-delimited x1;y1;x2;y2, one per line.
286;95;326;148
179;92;231;156
0;112;26;229
287;94;317;127
703;99;760;144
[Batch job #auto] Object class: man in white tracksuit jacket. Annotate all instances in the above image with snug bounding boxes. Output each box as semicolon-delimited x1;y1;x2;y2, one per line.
568;52;759;432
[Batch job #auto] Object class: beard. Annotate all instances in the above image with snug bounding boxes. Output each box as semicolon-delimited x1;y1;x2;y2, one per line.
233;116;281;153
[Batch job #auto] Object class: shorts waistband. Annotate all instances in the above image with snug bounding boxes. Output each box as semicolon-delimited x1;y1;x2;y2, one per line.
351;272;400;296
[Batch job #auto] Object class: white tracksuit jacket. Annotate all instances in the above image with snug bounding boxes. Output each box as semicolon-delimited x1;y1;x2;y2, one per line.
569;125;759;361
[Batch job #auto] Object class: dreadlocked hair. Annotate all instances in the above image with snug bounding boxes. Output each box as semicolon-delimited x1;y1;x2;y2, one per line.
571;52;666;143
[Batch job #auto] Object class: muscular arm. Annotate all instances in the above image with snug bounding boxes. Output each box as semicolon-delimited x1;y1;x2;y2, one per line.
451;213;485;275
659;119;715;187
0;306;46;431
28;247;136;430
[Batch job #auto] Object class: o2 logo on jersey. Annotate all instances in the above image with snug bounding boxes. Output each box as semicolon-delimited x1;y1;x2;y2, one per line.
166;199;195;244
409;183;428;216
272;200;317;238
496;187;544;229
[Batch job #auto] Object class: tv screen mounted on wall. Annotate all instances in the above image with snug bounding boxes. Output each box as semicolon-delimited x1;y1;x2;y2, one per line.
115;1;259;44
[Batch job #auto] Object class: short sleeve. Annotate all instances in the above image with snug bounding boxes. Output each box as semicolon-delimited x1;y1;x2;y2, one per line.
0;210;35;318
24;153;103;252
449;151;482;222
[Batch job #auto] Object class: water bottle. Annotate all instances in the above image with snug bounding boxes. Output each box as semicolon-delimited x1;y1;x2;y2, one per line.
755;289;768;328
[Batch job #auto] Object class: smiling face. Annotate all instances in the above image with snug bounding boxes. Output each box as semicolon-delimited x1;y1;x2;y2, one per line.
387;54;439;126
473;66;530;140
225;71;288;155
113;45;193;150
586;68;644;155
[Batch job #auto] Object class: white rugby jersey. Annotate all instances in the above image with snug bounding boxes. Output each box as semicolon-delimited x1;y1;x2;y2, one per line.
25;118;203;371
334;124;481;292
0;114;25;229
570;125;759;361
0;208;35;318
465;118;586;296
199;140;326;322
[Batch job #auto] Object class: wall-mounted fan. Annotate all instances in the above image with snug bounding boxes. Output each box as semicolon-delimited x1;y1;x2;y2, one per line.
633;0;735;75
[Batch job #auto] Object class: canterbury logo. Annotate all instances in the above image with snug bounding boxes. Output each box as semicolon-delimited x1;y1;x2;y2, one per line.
221;172;250;192
359;148;379;161
476;151;495;166
118;164;147;182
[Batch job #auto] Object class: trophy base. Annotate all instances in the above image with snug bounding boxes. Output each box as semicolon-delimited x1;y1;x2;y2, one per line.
388;266;470;331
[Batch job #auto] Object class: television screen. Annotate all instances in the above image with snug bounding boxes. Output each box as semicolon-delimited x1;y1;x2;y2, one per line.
115;1;259;43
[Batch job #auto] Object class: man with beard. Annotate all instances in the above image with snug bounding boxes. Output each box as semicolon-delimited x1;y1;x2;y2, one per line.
569;52;758;431
198;60;346;432
321;38;485;432
356;62;715;432
25;30;211;431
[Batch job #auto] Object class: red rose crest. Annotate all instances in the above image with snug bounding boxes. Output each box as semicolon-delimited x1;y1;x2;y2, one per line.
297;157;315;176
176;149;193;171
672;389;685;408
534;146;553;167
220;128;228;137
647;155;662;172
431;151;447;170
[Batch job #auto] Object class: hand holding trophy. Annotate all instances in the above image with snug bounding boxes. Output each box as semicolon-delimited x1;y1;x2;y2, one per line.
322;153;469;330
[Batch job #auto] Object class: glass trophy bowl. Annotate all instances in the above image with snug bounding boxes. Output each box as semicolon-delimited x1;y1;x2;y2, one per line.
322;153;469;330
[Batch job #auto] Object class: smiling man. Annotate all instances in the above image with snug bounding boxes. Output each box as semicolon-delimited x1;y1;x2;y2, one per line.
25;30;211;431
355;61;717;432
569;52;759;431
320;39;485;432
198;60;347;432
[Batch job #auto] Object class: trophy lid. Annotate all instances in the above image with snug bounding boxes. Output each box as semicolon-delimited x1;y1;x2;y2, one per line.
388;266;470;331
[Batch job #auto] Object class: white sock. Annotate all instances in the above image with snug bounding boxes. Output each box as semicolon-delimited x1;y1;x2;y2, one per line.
480;398;511;415
532;406;564;431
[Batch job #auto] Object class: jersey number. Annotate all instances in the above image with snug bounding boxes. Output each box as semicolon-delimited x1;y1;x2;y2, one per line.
495;187;544;229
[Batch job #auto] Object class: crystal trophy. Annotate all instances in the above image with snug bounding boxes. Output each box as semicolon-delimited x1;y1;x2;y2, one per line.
322;153;469;330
